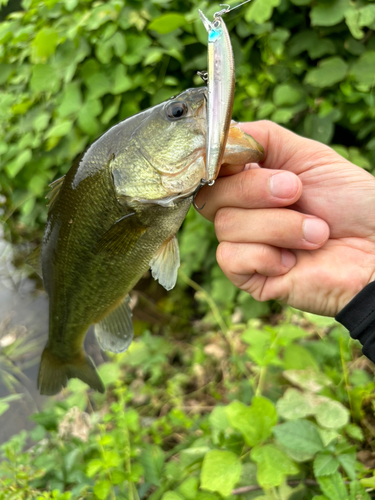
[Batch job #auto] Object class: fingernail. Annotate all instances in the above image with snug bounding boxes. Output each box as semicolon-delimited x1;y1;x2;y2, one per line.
303;218;329;245
281;249;296;268
270;172;299;199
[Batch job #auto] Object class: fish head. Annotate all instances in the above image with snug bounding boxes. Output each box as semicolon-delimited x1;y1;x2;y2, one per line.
113;87;209;204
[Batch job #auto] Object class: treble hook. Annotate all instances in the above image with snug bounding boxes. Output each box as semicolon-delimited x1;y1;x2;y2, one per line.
192;179;215;211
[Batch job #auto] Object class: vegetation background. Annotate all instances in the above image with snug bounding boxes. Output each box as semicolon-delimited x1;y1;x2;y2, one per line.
1;0;375;498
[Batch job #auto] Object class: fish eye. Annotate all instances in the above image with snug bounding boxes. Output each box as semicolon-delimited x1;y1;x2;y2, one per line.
166;102;188;120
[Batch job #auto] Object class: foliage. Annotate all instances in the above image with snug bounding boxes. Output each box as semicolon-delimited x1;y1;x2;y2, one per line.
1;1;375;499
1;0;375;242
1;309;375;499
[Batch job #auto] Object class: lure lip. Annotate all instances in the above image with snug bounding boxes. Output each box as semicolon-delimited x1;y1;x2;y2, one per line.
198;9;212;33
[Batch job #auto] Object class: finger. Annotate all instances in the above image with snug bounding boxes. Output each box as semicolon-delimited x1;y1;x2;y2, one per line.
238;120;336;174
218;162;261;178
196;168;302;222
216;242;296;288
215;208;330;249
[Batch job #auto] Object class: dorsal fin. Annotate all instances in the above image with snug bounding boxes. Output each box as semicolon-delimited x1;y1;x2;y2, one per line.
46;175;65;212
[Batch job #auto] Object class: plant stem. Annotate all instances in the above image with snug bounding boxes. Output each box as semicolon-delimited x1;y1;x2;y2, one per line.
179;269;229;335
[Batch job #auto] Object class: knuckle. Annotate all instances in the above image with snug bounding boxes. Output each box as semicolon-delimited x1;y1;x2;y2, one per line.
216;242;231;270
236;170;254;205
214;208;233;238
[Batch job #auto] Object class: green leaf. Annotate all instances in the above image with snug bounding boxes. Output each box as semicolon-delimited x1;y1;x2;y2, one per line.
200;450;242;497
30;64;60;93
345;8;364;40
97;362;120;386
93;479;111;500
5;149;32;178
310;0;351;27
85;72;112;100
178;477;199;499
209;406;231;443
305;57;347;88
86;458;103;477
273;84;305;106
351;51;375;87
313;452;340;477
349;481;371;500
337;452;356;480
251;444;299;488
0;63;13;85
288;31;336;59
161;493;184;500
112;65;132;95
273;419;324;461
315;400;349;429
148;14;186;35
276;388;315;420
318;472;348;500
139;445;165;486
283;369;331;392
44;121;73;139
57;82;82;118
344;424;364;442
358;5;375;27
226;397;277;447
245;0;281;24
101;96;122;125
283;344;319;370
32;28;59;61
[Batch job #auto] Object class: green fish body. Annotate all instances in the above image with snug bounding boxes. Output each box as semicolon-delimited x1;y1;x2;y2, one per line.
29;88;263;395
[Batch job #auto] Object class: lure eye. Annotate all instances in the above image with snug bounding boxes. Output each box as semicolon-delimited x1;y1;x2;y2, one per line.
213;19;221;28
166;102;188;120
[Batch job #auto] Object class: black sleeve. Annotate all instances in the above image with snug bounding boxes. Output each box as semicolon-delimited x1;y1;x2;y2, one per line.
335;281;375;364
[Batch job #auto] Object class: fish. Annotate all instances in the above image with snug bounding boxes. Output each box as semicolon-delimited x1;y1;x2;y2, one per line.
26;88;264;395
198;9;235;182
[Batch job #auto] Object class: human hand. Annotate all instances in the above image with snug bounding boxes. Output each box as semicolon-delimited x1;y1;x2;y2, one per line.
195;120;375;317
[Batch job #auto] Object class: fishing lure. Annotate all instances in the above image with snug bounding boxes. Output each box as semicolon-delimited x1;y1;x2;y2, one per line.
198;1;252;183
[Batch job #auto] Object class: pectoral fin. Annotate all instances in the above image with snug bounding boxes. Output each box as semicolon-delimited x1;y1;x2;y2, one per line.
95;296;134;353
46;175;65;212
25;245;42;278
97;213;147;255
150;235;180;291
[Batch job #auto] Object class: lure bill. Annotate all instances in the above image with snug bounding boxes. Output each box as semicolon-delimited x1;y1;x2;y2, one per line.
198;8;235;182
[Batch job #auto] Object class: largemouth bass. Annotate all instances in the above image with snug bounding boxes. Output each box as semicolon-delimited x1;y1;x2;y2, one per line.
27;88;263;395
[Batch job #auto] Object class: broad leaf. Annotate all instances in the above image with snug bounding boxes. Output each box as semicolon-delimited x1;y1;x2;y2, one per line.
315;400;349;429
273;419;324;461
313;452;339;477
304;57;348;88
200;450;242;497
251;444;299;488
318;472;348;500
226;397;277;447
